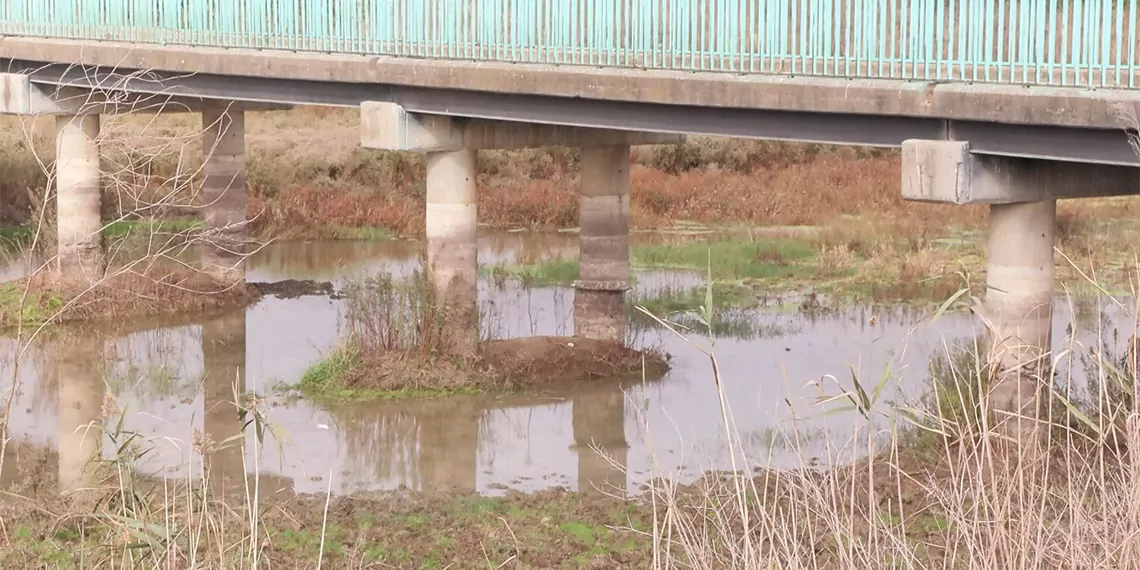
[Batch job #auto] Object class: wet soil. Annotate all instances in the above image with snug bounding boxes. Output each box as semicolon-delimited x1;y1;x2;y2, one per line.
334;336;670;396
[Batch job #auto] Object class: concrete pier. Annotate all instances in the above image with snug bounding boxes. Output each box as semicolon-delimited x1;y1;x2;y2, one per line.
201;106;248;284
57;336;104;492
55;114;105;281
574;145;631;342
202;310;247;491
985;200;1056;445
425;149;479;357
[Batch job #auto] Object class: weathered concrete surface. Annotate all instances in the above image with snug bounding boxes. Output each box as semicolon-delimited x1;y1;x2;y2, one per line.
573;385;629;497
426;148;479;357
0;73;290;115
55;113;105;281
4;37;1140;129
56;335;103;493
902;140;1140;204
201;105;248;284
202;310;247;492
362;101;683;151
985;200;1055;448
574;145;630;342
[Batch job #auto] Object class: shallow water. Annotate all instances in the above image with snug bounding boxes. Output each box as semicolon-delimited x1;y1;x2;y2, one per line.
1;233;1135;496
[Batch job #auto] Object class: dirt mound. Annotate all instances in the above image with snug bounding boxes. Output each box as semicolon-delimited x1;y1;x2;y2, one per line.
0;269;256;328
480;336;668;386
322;336;670;396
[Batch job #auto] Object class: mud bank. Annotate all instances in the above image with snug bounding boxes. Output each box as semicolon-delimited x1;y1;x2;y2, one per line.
301;336;670;400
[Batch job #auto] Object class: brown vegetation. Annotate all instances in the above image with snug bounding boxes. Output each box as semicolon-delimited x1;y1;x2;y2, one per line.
0;267;255;328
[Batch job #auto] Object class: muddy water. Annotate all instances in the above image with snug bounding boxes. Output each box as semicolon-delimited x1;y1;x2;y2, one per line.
1;233;1135;496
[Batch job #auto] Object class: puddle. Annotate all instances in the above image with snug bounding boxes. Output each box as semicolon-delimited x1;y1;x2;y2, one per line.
1;233;1135;496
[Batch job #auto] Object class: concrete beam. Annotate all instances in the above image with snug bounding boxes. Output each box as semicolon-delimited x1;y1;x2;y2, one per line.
902;139;1140;204
361;101;683;151
0;74;291;115
8;37;1140;131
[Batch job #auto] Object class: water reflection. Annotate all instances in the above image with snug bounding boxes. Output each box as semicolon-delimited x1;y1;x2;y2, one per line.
202;310;246;492
56;333;104;492
1;233;1136;496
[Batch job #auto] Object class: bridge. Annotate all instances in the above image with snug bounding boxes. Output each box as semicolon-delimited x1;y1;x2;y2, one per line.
0;0;1134;439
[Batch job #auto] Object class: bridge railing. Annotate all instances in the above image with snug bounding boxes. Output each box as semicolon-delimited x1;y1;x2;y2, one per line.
1;0;1137;88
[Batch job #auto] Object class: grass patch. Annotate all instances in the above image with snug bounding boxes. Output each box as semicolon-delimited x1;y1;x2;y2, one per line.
632;282;758;316
485;257;579;286
323;224;396;241
632;237;817;280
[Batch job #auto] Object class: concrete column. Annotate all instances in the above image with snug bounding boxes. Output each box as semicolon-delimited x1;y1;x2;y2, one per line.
425;149;478;356
573;385;629;497
985;200;1055;446
574;145;631;342
57;335;104;493
201;106;247;285
202;310;247;492
55;114;105;281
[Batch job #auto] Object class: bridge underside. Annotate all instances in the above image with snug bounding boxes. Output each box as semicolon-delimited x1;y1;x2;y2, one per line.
2;52;1138;167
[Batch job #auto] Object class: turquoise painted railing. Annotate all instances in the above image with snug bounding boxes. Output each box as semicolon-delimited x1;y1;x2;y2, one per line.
1;0;1138;88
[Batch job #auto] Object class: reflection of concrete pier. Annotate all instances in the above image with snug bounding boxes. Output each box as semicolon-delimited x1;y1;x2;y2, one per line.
201;310;247;492
57;335;105;492
572;385;629;497
417;399;480;493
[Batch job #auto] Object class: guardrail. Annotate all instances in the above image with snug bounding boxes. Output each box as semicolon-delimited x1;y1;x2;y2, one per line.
1;0;1137;88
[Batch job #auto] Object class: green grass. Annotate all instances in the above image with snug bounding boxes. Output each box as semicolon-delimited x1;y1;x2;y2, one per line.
631;237;817;280
484;257;580;286
0;280;64;327
103;219;203;237
484;236;820;290
632;282;758;316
